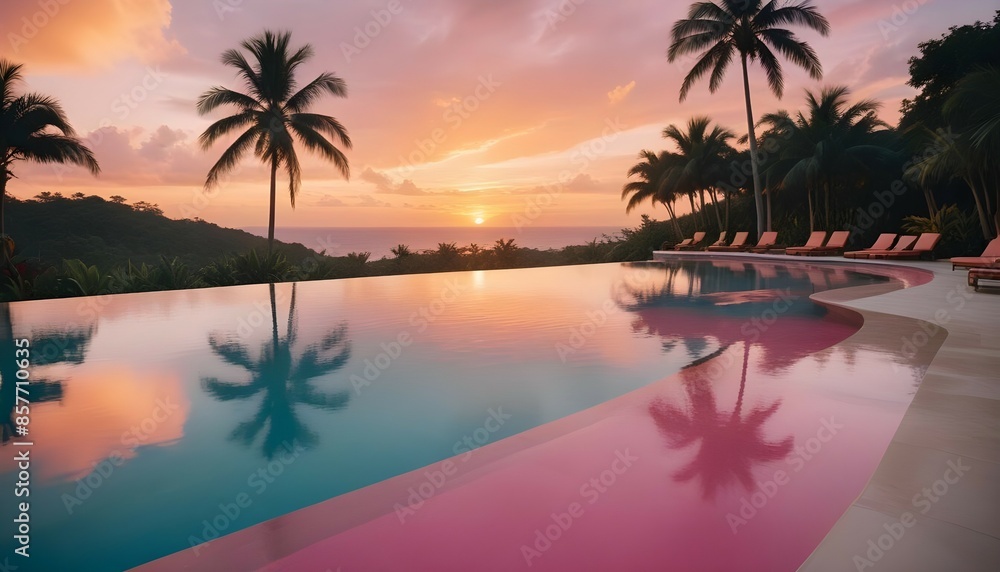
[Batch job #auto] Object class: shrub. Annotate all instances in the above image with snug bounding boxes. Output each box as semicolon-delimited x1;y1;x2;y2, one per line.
903;204;979;257
230;250;292;284
60;259;112;296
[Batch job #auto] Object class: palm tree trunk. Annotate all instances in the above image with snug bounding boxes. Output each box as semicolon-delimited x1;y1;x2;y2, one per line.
922;185;938;219
740;54;766;240
698;190;709;230
709;189;723;231
663;201;683;240
267;156;278;255
824;181;831;230
966;175;993;240
978;168;995;236
688;193;697;232
724;190;731;231
807;190;815;233
765;189;773;232
0;169;6;239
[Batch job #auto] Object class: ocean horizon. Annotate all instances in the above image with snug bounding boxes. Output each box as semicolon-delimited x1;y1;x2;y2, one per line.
242;226;625;259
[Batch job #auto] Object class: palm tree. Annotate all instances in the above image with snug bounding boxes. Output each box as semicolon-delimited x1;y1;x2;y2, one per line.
755;86;897;231
942;67;1000;235
622;150;684;238
660;117;737;233
0;60;99;243
201;283;353;458
668;0;831;238
197;31;352;254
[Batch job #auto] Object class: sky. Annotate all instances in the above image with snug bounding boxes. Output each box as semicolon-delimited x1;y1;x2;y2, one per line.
0;0;996;229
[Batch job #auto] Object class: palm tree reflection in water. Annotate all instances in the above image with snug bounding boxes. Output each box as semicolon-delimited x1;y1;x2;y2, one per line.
649;342;792;500
202;283;352;459
0;304;94;443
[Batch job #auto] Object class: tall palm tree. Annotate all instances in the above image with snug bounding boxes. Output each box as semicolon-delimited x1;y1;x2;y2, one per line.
668;0;831;238
755;86;896;231
201;283;353;459
198;31;352;254
661;116;737;233
942;67;1000;235
622;150;685;238
0;60;100;242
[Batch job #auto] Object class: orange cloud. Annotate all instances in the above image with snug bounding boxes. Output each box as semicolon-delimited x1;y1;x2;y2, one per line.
608;81;636;105
1;0;183;71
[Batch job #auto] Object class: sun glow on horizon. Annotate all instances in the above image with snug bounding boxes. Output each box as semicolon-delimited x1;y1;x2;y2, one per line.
474;217;485;225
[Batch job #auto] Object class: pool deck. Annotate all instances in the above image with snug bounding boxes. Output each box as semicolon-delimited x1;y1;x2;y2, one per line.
134;252;1000;571
654;251;1000;571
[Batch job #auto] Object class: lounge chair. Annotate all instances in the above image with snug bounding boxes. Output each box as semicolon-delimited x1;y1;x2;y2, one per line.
846;235;917;259
798;231;850;256
706;232;728;249
707;231;750;252
746;231;781;253
872;233;941;259
675;231;707;251
951;238;1000;270
784;231;828;255
843;233;897;259
968;267;1000;291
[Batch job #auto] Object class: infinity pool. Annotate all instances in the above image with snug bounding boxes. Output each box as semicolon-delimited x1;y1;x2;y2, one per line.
0;260;937;570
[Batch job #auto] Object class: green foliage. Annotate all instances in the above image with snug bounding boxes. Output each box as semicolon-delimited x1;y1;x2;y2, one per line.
903;204;979;257
5;194;320;269
342;252;371;276
608;215;671;261
109;261;158;293
154;256;202;290
900;10;1000;130
60;259;111;296
390;244;412;258
491;239;520;266
199;257;238;287
230;250;292;284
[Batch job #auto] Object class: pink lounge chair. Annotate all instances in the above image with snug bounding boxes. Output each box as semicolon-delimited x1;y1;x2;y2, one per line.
798;231;850;256
969;267;1000;291
843;233;897;259
847;235;918;259
951;237;1000;270
784;231;828;255
707;232;728;249
872;233;941;259
675;231;707;251
747;231;781;253
707;231;750;252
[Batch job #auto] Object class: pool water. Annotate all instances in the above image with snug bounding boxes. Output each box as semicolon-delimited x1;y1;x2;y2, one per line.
0;260;916;570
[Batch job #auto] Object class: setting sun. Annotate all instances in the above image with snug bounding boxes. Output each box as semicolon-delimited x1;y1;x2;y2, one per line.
474;217;484;225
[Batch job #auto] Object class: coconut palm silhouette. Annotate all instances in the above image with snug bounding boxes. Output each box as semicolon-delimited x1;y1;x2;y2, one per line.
201;283;352;459
0;304;95;443
649;343;792;500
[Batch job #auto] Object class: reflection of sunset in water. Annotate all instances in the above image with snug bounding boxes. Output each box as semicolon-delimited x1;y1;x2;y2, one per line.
0;365;189;482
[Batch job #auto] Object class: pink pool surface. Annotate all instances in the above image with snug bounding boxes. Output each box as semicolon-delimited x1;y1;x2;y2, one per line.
137;262;940;572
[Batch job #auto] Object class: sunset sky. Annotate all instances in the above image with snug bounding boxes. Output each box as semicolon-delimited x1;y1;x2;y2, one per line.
1;0;995;229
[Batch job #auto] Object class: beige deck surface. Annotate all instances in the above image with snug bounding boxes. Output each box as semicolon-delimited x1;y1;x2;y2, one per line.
652;251;1000;572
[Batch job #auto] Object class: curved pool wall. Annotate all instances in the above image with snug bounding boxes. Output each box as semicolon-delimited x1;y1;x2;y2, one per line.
0;260;935;571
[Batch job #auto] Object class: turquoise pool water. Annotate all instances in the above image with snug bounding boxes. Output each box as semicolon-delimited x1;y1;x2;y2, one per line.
0;260;890;570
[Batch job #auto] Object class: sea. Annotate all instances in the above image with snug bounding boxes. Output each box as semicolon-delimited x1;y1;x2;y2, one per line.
242;226;625;259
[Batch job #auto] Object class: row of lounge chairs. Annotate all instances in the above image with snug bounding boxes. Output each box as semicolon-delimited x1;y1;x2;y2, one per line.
671;231;941;259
